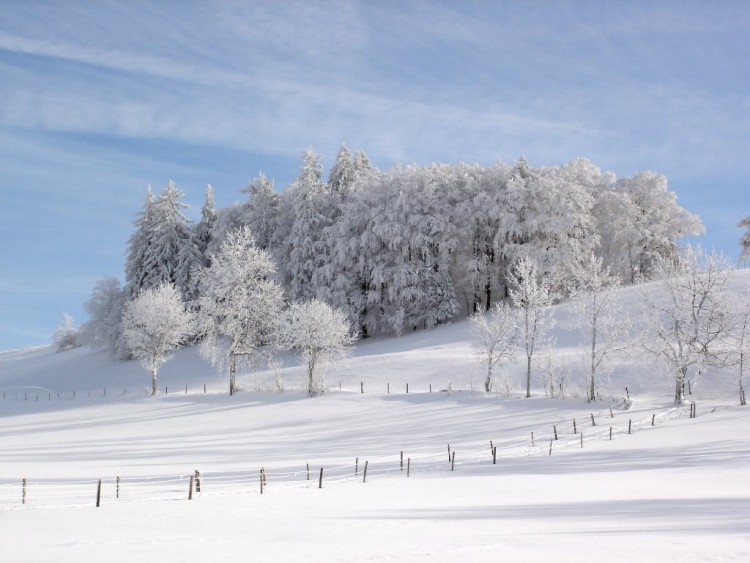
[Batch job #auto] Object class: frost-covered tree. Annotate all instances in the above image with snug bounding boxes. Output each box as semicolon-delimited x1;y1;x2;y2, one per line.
276;299;357;397
606;173;703;283
205;202;245;257
509;255;556;398
502;158;598;297
731;285;750;405
195;227;284;395
195;185;217;261
52;313;80;352
81;277;127;358
125;181;198;302
124;186;155;300
738;216;750;267
366;165;459;334
327;144;356;200
240;173;279;251
469;303;518;392
570;254;630;401
121;282;194;395
641;245;734;404
279;148;334;302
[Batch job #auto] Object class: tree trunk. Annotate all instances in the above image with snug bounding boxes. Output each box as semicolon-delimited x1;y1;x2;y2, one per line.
151;368;157;396
485;358;492;393
229;352;236;396
675;367;686;405
526;354;532;398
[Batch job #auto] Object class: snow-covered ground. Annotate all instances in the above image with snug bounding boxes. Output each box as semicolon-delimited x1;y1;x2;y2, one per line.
1;271;749;561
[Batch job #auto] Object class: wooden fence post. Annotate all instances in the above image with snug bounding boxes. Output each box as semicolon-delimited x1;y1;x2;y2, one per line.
609;427;612;441
363;461;368;483
651;414;656;426
355;457;358;476
318;468;324;489
628;419;632;434
96;479;102;507
400;451;403;471
195;470;201;493
548;440;553;456
573;419;577;434
531;432;535;447
406;383;409;394
407;458;411;477
451;451;456;471
360;381;364;394
580;433;583;449
447;444;451;462
22;478;26;504
306;463;310;481
492;446;497;465
625;386;629;398
553;425;558;440
188;475;193;500
117;476;120;499
590;413;596;426
609;407;614;418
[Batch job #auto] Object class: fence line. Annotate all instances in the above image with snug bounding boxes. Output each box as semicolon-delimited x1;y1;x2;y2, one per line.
0;401;691;510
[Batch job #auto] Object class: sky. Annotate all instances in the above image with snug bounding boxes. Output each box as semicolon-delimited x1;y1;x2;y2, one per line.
0;0;748;351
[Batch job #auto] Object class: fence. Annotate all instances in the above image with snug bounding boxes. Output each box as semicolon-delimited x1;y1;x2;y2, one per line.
0;399;692;510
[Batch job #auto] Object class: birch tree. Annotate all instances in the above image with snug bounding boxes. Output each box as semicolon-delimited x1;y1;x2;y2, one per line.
469;302;518;392
195;227;283;395
121;282;193;395
570;254;630;401
509;256;555;398
641;245;734;404
732;285;750;405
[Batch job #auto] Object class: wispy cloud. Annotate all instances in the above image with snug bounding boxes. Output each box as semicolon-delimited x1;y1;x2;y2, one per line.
1;0;748;349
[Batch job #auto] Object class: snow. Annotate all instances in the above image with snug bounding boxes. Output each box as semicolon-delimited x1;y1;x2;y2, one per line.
1;270;749;561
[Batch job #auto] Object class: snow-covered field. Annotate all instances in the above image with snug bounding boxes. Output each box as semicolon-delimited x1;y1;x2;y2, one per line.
2;272;749;561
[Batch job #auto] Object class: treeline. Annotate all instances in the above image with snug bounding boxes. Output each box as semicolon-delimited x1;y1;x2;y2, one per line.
80;145;703;356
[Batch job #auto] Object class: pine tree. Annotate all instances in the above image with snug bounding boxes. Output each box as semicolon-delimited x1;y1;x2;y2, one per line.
124;186;155;300
240;173;279;251
327;144;355;200
280;148;333;302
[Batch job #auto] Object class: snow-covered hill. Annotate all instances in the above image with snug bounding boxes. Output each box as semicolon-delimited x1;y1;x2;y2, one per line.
1;270;749;561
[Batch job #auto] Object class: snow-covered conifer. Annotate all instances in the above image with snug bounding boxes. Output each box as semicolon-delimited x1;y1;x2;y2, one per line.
327;144;356;200
121;282;194;395
124;187;155;300
240;173;279;251
280;148;333;302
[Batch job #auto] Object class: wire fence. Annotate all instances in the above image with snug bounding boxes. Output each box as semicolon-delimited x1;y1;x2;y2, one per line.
0;399;692;510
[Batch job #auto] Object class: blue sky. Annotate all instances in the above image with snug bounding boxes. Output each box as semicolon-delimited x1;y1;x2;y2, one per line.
1;0;748;350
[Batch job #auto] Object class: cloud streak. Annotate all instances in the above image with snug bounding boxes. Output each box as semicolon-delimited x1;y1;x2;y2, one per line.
0;0;747;349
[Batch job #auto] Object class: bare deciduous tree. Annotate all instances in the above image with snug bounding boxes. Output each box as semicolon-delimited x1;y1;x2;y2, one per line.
469;303;518;392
